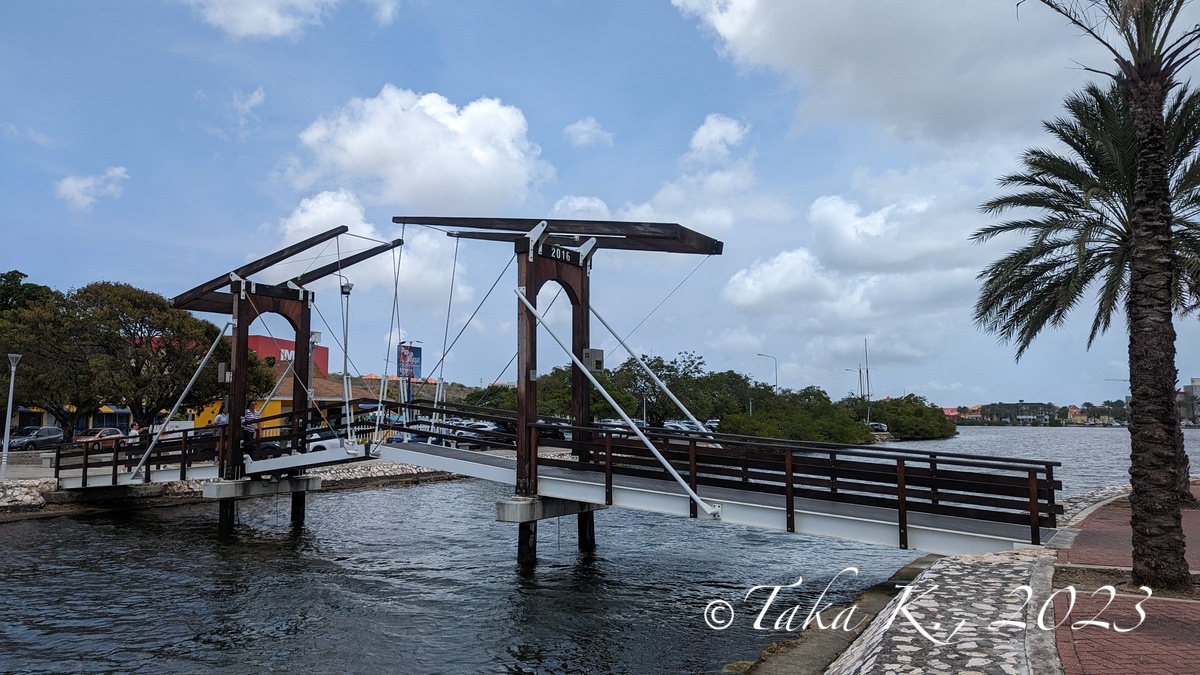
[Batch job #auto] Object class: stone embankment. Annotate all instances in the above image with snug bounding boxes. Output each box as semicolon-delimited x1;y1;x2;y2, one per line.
0;455;450;517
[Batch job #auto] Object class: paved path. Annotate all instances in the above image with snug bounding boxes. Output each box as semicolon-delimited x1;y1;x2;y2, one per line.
1054;484;1200;675
804;482;1200;674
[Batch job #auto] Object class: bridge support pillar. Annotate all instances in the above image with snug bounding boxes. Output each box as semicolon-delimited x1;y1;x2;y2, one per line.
218;499;236;538
518;522;537;565
499;496;606;563
578;512;595;552
291;490;306;529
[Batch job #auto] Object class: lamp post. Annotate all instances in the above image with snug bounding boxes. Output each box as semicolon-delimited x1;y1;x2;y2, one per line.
2;354;21;481
756;353;778;392
339;278;353;439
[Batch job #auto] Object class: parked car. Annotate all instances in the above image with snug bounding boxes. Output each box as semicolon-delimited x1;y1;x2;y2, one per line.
595;418;644;437
868;422;889;433
455;421;503;449
534;419;567;441
663;420;707;433
6;426;64;451
74;427;128;451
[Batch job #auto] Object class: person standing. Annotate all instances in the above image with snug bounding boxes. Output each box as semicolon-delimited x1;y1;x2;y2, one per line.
243;406;260;449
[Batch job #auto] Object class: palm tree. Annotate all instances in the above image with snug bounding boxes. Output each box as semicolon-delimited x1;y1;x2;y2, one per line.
986;0;1200;591
974;83;1200;350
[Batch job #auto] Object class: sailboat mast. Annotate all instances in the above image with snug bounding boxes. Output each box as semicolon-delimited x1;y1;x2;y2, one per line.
864;338;872;424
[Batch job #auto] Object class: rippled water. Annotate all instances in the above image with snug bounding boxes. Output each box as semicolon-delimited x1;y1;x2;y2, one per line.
0;426;1189;673
883;425;1200;496
0;480;918;674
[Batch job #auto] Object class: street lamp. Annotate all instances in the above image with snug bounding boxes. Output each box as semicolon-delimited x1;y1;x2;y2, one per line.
756;353;778;392
2;353;22;481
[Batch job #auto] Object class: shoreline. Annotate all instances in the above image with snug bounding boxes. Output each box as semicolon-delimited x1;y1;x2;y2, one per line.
0;456;460;523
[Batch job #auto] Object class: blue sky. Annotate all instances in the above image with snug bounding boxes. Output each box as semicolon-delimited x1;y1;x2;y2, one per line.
5;0;1200;409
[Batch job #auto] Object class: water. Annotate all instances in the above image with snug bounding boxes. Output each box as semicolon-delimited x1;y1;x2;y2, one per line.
883;425;1200;496
0;426;1189;673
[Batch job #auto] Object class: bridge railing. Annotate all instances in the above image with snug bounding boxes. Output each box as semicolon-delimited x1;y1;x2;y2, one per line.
532;421;1061;548
53;425;226;487
367;400;1060;546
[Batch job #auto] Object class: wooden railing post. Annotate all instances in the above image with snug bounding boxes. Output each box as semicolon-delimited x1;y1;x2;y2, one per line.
829;451;838;496
53;446;61;480
689;439;698;519
896;459;908;550
1028;470;1041;545
1045;465;1057;527
929;453;939;505
81;444;90;489
604;433;613;506
785;451;795;533
111;442;120;485
180;432;189;482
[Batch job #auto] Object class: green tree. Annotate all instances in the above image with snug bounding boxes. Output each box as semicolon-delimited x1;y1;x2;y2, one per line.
0;270;53;314
993;1;1200;590
722;386;872;444
873;395;957;441
75;282;274;427
0;289;106;437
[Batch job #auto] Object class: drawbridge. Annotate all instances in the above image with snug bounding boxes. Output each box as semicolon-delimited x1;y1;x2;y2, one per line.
49;217;1061;560
51;397;1061;557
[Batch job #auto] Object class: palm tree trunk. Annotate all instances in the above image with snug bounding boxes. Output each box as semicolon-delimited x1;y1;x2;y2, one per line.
1125;75;1191;591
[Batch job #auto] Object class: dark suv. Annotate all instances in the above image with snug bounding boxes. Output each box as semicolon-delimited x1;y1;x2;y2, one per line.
6;426;65;451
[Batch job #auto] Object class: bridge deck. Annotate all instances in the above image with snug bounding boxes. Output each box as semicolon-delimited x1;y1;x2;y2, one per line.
376;441;1056;556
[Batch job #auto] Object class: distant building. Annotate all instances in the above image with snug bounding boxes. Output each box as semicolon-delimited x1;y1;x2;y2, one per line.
979;401;1054;425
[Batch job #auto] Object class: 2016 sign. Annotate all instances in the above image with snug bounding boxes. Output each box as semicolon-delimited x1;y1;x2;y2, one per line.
540;244;582;266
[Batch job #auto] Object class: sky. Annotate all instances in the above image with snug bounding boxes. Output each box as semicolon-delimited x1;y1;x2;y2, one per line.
5;0;1200;410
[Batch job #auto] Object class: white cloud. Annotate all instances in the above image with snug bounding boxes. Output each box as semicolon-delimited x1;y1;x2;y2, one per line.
671;0;1131;144
369;0;400;24
684;113;748;165
233;87;266;129
552;195;612;220
55;167;129;211
195;87;267;141
186;0;337;38
613;114;789;231
274;189;474;307
564;117;614;148
2;122;53;147
707;326;762;353
186;0;399;38
294;85;553;212
723;248;838;310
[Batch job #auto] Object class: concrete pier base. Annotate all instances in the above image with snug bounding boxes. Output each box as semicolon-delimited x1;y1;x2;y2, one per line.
496;495;605;523
498;496;605;564
202;475;322;499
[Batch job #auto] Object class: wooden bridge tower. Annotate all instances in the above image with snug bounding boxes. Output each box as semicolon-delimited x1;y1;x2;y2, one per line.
393;217;723;564
171;226;402;535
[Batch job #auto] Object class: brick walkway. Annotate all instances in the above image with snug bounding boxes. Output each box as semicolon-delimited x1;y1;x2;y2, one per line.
1055;485;1200;674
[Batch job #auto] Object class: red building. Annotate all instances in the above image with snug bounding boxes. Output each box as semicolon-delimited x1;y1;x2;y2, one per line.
247;335;330;375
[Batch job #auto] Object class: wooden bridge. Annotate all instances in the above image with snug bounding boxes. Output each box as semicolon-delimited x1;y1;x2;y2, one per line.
48;216;1059;559
50;398;1061;556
